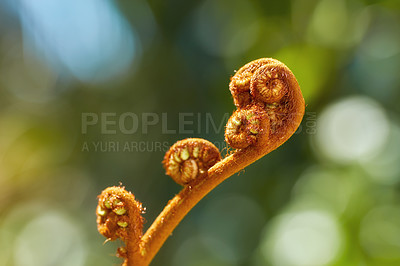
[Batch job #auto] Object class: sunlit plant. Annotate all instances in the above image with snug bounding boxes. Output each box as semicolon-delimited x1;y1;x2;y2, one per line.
96;58;305;266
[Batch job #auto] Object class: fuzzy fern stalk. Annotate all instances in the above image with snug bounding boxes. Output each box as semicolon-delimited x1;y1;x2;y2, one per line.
96;58;305;266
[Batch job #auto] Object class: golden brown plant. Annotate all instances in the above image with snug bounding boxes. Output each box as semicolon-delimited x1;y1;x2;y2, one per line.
96;58;305;266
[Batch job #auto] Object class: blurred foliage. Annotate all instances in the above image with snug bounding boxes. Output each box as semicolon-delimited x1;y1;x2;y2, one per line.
0;0;399;265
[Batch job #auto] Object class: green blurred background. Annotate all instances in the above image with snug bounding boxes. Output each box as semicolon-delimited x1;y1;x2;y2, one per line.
1;0;400;265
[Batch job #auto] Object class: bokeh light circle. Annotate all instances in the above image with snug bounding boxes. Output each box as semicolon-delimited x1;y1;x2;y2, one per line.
261;210;343;266
14;211;86;266
313;96;389;164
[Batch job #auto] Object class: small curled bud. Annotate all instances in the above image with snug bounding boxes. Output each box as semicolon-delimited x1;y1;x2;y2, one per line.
96;57;305;266
163;138;221;186
96;186;144;264
250;64;288;104
225;105;269;149
229;58;280;107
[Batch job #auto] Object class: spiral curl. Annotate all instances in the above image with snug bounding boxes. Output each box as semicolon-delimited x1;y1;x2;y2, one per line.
96;186;144;262
225;105;269;149
229;58;304;144
229;58;281;107
96;57;305;266
250;64;288;104
163;138;221;186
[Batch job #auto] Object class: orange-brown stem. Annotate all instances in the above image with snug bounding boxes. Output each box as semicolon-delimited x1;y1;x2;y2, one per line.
97;58;305;266
97;186;145;265
140;97;303;265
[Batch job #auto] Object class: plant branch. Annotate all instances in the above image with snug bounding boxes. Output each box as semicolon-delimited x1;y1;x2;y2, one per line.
96;58;305;266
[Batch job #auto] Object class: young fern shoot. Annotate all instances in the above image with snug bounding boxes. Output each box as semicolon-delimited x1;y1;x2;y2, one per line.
96;58;305;266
